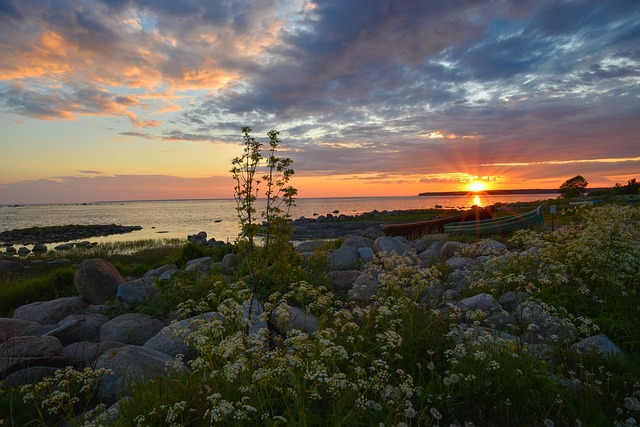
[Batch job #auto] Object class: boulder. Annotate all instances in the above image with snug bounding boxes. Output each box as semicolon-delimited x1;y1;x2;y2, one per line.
459;293;503;315
571;334;622;358
158;268;175;281
63;341;126;368
373;236;414;256
99;313;165;345
515;301;577;344
116;279;158;304
0;318;41;343
17;247;30;256
498;291;530;312
439;241;469;260
5;246;16;254
0;260;22;272
74;259;125;304
357;247;375;264
1;366;59;390
144;312;225;360
0;336;68;379
32;243;48;253
185;256;212;272
12;296;87;325
94;345;186;404
341;236;374;249
222;253;242;272
295;241;328;253
271;305;319;335
348;272;379;301
44;314;109;345
475;239;508;256
143;263;177;279
54;243;74;251
328;246;361;271
409;239;429;253
46;258;72;267
325;270;360;293
445;257;477;270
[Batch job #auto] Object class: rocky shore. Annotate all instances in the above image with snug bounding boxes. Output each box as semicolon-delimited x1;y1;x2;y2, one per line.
0;224;143;246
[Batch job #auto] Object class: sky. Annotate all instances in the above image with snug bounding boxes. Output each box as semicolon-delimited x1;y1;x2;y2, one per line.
1;0;639;204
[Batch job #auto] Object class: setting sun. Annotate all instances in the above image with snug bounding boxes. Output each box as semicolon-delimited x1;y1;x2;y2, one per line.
468;181;487;192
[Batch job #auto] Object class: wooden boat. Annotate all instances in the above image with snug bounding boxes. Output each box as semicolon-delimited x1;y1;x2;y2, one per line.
380;206;494;237
443;205;544;235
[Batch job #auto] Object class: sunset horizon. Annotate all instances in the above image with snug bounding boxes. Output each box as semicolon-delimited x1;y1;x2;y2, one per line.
1;1;639;205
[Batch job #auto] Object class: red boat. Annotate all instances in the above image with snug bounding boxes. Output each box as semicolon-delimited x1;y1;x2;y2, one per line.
380;206;495;237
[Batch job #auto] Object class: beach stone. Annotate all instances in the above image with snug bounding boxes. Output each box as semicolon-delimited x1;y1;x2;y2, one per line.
222;253;242;272
117;278;158;304
44;314;109;345
17;247;30;256
341;236;374;249
144;312;225;360
158;268;175;281
498;291;530;312
143;263;177;279
362;227;385;239
5;246;16;254
0;259;22;272
55;243;74;250
445;257;477;270
295;241;328;253
271;305;319;335
185;256;212;272
418;248;439;266
63;341;126;368
46;258;72;267
74;259;125;304
1;366;59;390
94;345;186;404
476;239;508;256
447;269;475;292
571;334;622;357
348;272;379;301
325;270;360;293
32;243;47;253
440;241;469;260
460;293;503;315
410;239;429;253
99;313;165;345
0;336;68;379
373;236;414;255
12;296;87;325
328;246;360;271
358;247;375;264
0;318;40;343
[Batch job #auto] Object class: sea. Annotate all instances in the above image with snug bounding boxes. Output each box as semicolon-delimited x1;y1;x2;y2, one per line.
0;194;557;245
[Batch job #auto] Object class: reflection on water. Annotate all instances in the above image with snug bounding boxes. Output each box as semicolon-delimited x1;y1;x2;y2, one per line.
1;194;556;244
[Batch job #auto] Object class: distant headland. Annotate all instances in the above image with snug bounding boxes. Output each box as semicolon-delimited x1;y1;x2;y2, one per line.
418;188;608;196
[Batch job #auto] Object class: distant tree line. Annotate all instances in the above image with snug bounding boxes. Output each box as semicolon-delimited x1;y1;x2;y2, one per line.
559;175;639;198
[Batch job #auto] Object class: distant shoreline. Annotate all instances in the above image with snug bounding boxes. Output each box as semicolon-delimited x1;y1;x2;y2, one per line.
418;189;559;196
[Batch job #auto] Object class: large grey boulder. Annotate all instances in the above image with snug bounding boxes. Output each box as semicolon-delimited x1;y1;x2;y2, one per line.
460;293;503;315
445;257;477;270
515;301;577;344
116;279;158;304
144;312;225;360
271;305;319;335
373;236;414;256
348;272;379;302
498;291;530;312
12;296;87;325
358;247;375;264
74;259;125;304
44;314;109;345
439;241;469;260
325;270;360;293
185;256;212;272
222;253;242;272
476;239;508;256
63;341;126;368
1;366;59;390
0;336;68;379
341;236;374;249
295;240;328;254
0;318;40;343
143;263;177;279
94;345;186;404
328;246;360;271
99;313;165;345
571;334;622;358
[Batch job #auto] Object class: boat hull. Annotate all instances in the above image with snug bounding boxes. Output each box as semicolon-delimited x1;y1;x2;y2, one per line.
380;206;494;237
443;205;544;235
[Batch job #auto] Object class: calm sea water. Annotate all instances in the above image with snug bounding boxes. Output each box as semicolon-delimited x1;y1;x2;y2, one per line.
0;194;556;244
